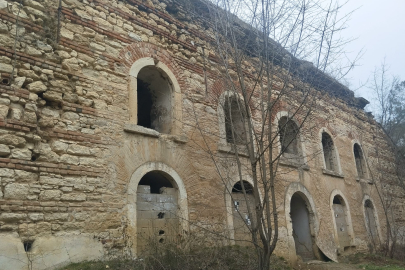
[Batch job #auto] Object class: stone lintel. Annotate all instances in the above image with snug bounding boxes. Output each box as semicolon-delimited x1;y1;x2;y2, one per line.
124;123;160;138
322;169;344;178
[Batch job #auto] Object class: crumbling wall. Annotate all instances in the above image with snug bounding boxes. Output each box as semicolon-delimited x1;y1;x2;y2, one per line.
0;0;402;268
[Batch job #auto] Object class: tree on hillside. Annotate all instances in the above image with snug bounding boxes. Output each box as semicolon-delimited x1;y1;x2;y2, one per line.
366;62;405;258
183;0;359;269
369;63;405;157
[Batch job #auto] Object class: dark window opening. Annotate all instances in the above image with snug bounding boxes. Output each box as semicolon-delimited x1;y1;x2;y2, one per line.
159;238;164;243
232;181;253;194
354;144;365;178
23;241;33;252
333;196;342;205
365;199;373;209
159;230;165;235
137;66;172;134
138;171;174;194
322;132;336;171
157;212;165;219
224;96;247;144
279;116;299;154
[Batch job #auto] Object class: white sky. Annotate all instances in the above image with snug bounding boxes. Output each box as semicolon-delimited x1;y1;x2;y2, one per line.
340;0;405;110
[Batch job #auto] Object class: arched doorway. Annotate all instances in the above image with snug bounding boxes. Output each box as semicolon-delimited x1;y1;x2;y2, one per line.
127;162;188;256
290;192;316;261
231;181;255;243
364;199;380;248
332;195;351;249
136;171;179;252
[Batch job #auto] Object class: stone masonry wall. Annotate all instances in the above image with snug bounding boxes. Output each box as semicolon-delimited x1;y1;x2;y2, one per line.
0;0;403;269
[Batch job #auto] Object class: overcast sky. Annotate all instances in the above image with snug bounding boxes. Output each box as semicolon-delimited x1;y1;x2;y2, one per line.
340;0;405;110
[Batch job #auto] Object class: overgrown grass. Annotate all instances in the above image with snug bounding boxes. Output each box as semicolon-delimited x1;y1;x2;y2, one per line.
59;245;290;270
346;253;405;270
357;265;405;270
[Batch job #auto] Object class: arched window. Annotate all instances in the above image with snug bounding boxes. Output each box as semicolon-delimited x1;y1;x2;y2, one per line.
322;132;337;171
278;116;299;154
223;96;247;145
137;66;172;134
354;143;366;178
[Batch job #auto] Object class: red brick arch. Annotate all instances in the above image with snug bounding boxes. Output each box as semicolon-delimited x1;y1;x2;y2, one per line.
118;42;187;91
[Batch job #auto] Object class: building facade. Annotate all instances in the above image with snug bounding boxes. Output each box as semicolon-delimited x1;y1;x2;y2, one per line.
0;0;403;269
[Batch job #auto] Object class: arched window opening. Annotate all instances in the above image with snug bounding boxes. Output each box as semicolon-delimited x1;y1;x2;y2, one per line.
322;132;336;171
333;196;342;205
354;144;366;178
224;96;247;145
231;181;255;243
138;171;174;194
137;170;179;253
137;66;172;133
279;116;299;154
232;180;253;194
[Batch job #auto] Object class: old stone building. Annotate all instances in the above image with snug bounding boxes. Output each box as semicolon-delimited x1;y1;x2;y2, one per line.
0;0;403;269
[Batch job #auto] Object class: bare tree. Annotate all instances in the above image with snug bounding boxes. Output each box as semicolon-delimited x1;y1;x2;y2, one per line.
366;61;405;259
180;0;359;269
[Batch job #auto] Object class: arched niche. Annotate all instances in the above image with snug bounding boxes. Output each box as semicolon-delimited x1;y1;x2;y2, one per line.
318;128;342;175
218;91;249;146
224;175;260;245
352;142;368;180
285;183;324;262
127;162;189;255
128;57;182;135
274;111;307;166
362;195;382;249
329;190;355;253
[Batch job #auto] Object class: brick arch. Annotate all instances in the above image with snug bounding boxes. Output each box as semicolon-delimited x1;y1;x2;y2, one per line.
118;42;187;90
209;78;254;112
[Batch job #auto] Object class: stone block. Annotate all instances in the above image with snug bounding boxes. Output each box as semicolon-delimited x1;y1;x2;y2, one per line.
0;98;10;105
4;183;30;199
0;168;14;178
15;170;38;182
0;213;27;222
25;45;42;56
157;194;175;203
28;213;44;221
0;134;26;147
137;185;151;194
159;187;177;195
0;144;10;156
52;141;69;153
137;193;154;202
40;176;63;186
61;193;86;201
62;111;80;121
0;62;12;73
40;190;62;201
67;144;91;156
0;105;8;118
44;213;69;221
10;148;32;160
43;91;63;103
27;81;47;93
60;154;79;165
